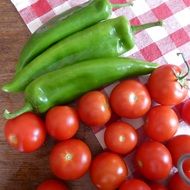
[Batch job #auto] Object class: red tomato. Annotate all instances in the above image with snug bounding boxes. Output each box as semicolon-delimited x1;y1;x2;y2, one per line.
144;106;179;142
147;64;188;106
183;159;190;179
181;99;190;125
168;173;190;190
119;179;151;190
4;112;46;152
104;121;138;155
77;91;111;127
110;80;151;118
90;152;128;190
135;141;172;180
50;139;91;180
45;106;79;141
37;179;68;190
149;183;168;190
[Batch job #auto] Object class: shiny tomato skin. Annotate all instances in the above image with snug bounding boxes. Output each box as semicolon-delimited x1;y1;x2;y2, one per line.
168;173;190;190
45;106;79;141
50;139;91;180
147;64;188;106
119;179;151;190
90;152;128;190
104;121;138;155
4;112;46;152
37;179;68;190
149;183;168;190
181;99;190;125
110;80;151;118
77;91;111;127
135;141;172;180
144;106;179;142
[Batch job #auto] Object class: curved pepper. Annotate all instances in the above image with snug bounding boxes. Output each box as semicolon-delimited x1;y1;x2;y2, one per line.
3;57;158;119
16;0;133;72
2;16;162;92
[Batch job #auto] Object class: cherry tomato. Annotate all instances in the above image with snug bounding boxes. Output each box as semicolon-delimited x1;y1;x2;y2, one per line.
181;99;190;125
135;141;172;180
45;106;79;141
110;80;151;118
50;139;91;180
4;112;46;152
77;91;111;127
147;64;188;106
168;173;190;190
104;121;138;155
37;179;68;190
144;106;179;142
90;152;128;190
149;183;168;190
119;179;151;190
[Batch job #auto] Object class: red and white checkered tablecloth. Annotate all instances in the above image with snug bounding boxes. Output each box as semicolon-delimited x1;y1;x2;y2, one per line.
10;0;190;178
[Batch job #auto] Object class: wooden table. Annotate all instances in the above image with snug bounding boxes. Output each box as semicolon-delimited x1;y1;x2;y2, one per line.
0;1;102;189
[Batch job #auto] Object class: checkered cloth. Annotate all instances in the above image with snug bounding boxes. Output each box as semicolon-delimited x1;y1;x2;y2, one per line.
11;0;190;178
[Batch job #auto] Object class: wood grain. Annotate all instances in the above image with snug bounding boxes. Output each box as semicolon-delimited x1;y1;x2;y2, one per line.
0;1;102;189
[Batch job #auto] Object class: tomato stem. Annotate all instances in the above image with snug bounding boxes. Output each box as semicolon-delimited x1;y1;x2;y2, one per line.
112;0;134;8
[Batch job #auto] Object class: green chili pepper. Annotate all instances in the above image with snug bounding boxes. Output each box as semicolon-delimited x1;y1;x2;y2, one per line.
16;0;133;73
3;57;158;119
2;16;162;93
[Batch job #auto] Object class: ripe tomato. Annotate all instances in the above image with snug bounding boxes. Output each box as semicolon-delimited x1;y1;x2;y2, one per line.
144;106;179;142
135;141;172;180
149;183;168;190
37;179;68;190
77;91;111;127
90;152;128;190
45;106;79;141
104;121;138;155
50;139;91;180
110;80;151;118
119;179;151;190
4;112;46;152
168;173;190;190
181;99;190;125
147;64;188;106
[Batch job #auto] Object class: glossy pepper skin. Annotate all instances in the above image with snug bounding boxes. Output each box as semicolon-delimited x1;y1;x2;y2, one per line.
2;16;162;93
16;0;133;72
4;57;158;119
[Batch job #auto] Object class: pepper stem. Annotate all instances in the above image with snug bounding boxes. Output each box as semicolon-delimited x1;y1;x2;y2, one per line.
4;102;33;120
131;20;163;33
112;0;134;8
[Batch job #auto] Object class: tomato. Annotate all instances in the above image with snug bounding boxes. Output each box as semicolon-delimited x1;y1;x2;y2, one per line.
181;99;190;125
77;91;111;127
149;183;168;190
167;135;190;166
90;152;128;190
49;139;91;180
37;179;68;190
144;106;179;142
45;106;79;141
4;112;46;152
110;80;151;118
168;173;190;190
135;141;172;180
183;159;190;179
147;64;188;106
119;179;151;190
104;121;138;155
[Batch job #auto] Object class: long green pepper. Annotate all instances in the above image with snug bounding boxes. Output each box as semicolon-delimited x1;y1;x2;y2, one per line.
16;0;133;72
4;57;158;119
2;16;162;92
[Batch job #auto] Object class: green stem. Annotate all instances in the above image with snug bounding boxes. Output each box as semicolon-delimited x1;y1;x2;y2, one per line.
112;0;134;9
4;102;33;119
131;20;163;33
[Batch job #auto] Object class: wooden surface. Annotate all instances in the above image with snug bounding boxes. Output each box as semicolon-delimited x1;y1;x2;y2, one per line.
0;1;102;189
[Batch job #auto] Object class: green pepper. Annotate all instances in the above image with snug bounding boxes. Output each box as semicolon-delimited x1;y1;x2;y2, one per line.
4;57;157;119
16;0;133;73
2;16;162;92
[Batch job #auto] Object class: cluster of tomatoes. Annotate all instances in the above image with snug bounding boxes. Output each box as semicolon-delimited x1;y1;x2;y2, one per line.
4;57;190;190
